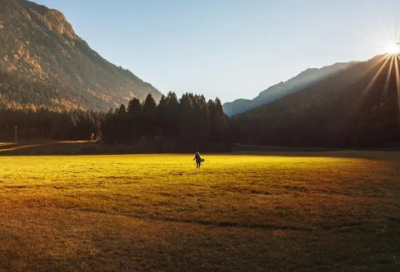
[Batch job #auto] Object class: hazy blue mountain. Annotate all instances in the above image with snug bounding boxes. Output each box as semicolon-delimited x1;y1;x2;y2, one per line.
223;62;356;116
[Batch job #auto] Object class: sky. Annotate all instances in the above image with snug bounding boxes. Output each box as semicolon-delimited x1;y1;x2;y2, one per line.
33;0;400;103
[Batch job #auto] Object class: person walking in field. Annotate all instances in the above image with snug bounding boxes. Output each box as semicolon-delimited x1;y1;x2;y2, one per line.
193;152;204;168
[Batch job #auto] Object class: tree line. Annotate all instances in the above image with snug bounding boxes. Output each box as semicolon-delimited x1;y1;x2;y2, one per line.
101;92;230;152
0;106;102;142
0;92;231;152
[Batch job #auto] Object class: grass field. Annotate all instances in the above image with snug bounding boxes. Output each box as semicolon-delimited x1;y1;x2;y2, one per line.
0;152;399;271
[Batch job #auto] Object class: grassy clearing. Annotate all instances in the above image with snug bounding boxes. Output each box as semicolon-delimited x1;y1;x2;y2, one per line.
0;152;399;271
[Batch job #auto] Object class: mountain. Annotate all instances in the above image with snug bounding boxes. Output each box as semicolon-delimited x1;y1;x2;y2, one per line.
0;0;161;111
232;54;400;148
223;62;356;116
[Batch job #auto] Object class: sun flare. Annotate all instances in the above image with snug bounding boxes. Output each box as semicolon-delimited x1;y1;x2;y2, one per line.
386;42;400;55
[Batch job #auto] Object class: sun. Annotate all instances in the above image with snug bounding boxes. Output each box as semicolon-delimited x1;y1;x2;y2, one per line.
386;42;400;55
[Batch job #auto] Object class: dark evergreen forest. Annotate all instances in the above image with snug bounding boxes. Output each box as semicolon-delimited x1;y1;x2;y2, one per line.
0;92;231;152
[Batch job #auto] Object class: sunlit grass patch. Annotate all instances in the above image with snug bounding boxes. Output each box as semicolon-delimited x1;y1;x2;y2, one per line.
0;152;399;271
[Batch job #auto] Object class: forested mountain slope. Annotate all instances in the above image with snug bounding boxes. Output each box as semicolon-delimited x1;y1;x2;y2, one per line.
233;54;400;148
223;62;355;116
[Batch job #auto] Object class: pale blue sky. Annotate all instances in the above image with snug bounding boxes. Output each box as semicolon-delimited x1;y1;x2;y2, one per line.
33;0;400;102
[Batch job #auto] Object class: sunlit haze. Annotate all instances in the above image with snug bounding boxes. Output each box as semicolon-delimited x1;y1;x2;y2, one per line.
385;42;400;54
33;0;400;102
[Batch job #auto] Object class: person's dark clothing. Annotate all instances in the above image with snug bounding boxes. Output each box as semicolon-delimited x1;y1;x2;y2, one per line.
193;153;202;168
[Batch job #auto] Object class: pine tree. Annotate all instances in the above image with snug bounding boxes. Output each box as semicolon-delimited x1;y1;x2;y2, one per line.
180;94;195;146
197;95;211;145
156;95;168;135
166;92;180;138
101;108;117;143
143;93;157;138
127;98;143;141
209;98;228;143
116;104;128;143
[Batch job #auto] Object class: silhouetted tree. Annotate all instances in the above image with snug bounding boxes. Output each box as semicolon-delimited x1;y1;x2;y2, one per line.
127;98;143;142
209;98;228;143
156;95;168;136
99;93;232;151
180;94;195;145
165;91;180;138
143;94;157;138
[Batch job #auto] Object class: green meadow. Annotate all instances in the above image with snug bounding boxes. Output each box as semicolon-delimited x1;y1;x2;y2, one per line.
0;152;399;271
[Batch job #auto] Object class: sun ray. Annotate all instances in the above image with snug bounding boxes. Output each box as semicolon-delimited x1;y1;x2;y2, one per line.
396;24;400;42
389;21;399;43
379;23;400;54
386;43;400;54
381;55;395;102
351;55;391;113
358;54;389;79
336;53;391;142
395;55;400;119
337;55;390;134
378;19;396;46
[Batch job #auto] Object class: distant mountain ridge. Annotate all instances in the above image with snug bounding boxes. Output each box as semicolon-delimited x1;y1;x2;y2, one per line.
223;62;356;116
0;0;161;110
232;54;400;147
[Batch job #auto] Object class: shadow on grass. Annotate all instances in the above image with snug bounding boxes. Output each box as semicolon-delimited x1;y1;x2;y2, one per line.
1;141;400;162
231;149;400;161
0;141;89;156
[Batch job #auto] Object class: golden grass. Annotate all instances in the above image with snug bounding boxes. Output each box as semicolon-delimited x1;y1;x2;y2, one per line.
0;152;399;271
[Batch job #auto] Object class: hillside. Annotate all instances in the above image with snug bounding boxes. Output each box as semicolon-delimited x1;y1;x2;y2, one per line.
0;0;161;111
223;62;355;116
232;54;400;148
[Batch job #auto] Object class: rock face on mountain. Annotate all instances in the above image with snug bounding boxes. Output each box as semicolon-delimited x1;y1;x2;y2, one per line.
223;62;356;116
0;0;161;110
